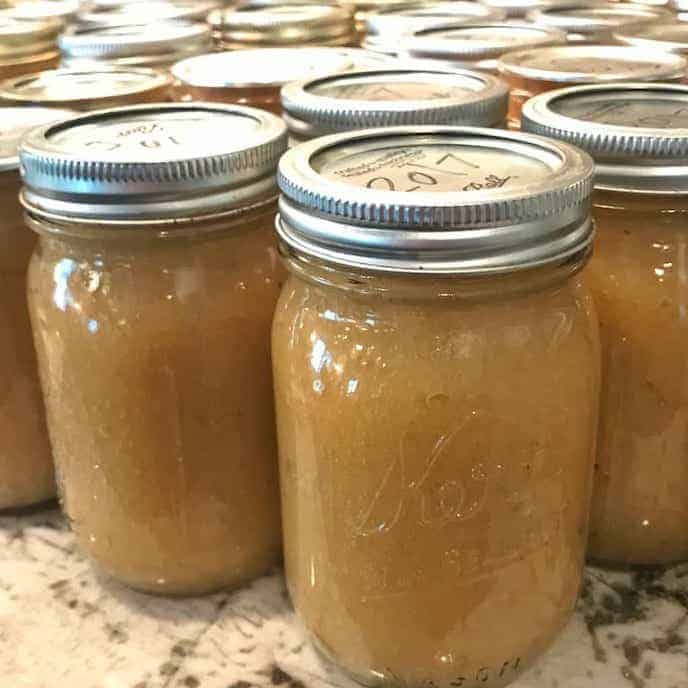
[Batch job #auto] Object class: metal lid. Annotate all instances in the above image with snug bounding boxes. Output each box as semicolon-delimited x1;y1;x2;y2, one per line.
0;14;61;57
59;22;212;60
4;0;80;22
75;1;220;27
522;83;688;193
0;106;73;173
208;4;355;46
405;21;566;61
476;0;578;17
276;126;594;274
19;103;288;221
172;48;354;88
615;22;688;54
0;68;172;109
498;45;687;83
281;68;509;137
364;2;505;35
526;3;672;34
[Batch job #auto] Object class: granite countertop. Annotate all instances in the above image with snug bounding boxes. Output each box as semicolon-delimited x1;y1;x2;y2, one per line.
1;509;687;688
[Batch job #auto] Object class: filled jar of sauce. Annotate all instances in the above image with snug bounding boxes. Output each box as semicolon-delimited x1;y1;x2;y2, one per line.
498;45;687;128
0;67;173;110
172;47;355;114
273;126;600;687
523;83;688;566
525;2;672;44
58;21;213;72
21;103;287;595
0;106;72;510
0;14;61;78
281;67;509;141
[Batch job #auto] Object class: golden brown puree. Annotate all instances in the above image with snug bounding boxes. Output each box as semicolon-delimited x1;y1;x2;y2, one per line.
28;203;283;594
587;191;688;566
273;255;600;686
0;171;54;509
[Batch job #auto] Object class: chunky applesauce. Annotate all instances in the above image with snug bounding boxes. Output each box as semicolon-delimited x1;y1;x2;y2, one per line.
273;127;600;686
21;104;288;594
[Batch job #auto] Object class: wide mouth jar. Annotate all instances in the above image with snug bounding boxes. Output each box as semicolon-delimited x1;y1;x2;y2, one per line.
615;22;688;55
59;21;213;70
208;3;357;49
19;102;288;224
276;125;594;275
404;21;566;72
281;68;509;141
171;47;356;113
0;67;173;110
521;82;688;193
526;2;673;44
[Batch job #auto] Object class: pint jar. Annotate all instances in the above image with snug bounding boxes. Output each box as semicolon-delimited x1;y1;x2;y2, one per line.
273;126;600;687
21;103;287;595
523;83;688;566
0;106;72;510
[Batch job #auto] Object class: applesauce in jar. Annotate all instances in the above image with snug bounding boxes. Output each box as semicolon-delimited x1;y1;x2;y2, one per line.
498;46;687;128
20;103;287;595
523;83;688;566
273;127;600;687
281;68;508;142
0;106;72;510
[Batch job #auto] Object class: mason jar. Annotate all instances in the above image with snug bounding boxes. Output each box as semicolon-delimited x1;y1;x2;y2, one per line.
281;68;509;142
0;14;61;78
21;103;287;595
172;47;355;114
0;106;72;510
523;83;688;566
498;45;687;128
273;126;600;687
0;67;173;110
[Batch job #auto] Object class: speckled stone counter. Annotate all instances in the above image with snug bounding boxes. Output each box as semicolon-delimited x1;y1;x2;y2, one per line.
1;508;687;688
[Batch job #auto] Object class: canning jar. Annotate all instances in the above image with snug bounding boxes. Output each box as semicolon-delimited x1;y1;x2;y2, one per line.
281;67;509;142
615;22;688;57
58;22;213;71
208;3;357;49
523;83;688;566
526;2;672;44
172;48;354;114
0;67;173;110
0;106;72;510
21;103;287;595
403;21;566;74
498;45;687;128
273;126;600;687
0;14;61;78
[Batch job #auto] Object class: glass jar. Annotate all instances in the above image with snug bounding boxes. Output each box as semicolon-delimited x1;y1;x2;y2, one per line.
20;103;287;595
0;67;173;110
58;21;213;72
525;2;673;44
0;106;72;510
281;67;508;142
172;48;355;114
208;3;357;49
273;127;600;686
498;45;687;129
522;83;688;566
615;22;688;57
403;21;566;74
0;14;61;78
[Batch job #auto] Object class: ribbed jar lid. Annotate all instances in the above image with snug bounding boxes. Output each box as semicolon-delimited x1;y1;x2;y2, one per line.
75;1;220;27
615;22;688;53
208;3;355;46
277;126;594;274
364;2;505;34
0;106;73;173
498;45;687;83
0;14;61;57
522;82;688;193
526;2;672;33
281;68;509;136
59;21;212;60
20;103;288;221
172;48;354;88
0;68;172;110
405;21;566;61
